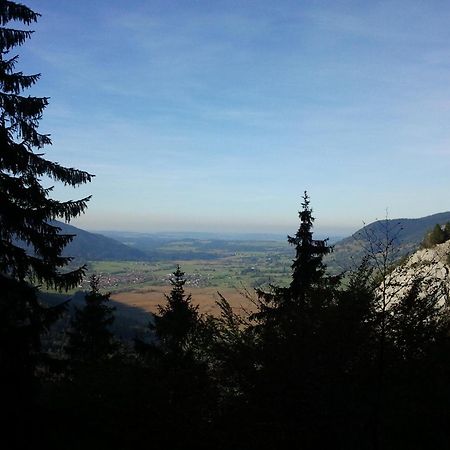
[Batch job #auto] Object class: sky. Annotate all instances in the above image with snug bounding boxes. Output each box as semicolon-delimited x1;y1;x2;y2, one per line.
18;0;450;235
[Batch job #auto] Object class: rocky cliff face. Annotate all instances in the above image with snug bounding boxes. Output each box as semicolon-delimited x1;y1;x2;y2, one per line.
381;240;450;308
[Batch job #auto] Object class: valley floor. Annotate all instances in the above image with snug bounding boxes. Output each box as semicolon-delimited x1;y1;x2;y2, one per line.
111;285;257;316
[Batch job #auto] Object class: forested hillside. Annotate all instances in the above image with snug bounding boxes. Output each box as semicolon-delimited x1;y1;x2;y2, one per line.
54;221;148;261
327;211;450;272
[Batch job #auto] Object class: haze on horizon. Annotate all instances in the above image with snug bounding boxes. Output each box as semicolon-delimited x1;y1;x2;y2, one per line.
24;0;450;234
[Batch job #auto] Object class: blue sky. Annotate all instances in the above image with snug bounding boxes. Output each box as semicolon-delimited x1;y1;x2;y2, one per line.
20;0;450;235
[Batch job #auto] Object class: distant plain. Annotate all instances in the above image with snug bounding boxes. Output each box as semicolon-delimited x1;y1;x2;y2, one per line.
64;212;450;317
84;239;295;315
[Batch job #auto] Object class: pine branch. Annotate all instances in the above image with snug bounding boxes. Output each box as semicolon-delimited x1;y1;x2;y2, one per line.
0;27;33;49
0;2;40;26
0;71;40;93
0;145;94;185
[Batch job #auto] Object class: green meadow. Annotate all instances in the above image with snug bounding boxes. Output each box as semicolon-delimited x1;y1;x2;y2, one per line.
81;239;294;293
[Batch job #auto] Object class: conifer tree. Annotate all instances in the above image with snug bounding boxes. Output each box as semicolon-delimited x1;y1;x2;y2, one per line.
422;223;448;248
153;265;200;354
444;222;450;239
254;191;335;324
243;193;340;449
0;1;92;290
287;191;333;301
66;275;116;362
0;0;92;421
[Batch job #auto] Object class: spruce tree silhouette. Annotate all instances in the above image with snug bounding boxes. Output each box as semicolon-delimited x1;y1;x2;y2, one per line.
253;191;336;326
153;265;200;355
0;2;92;445
66;275;116;363
0;2;92;290
242;192;340;450
133;266;215;450
288;191;333;300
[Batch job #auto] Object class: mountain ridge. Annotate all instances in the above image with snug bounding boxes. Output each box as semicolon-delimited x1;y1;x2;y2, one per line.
327;211;450;273
52;220;148;261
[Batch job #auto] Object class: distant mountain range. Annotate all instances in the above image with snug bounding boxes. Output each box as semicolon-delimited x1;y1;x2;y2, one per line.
98;231;292;261
43;212;450;267
101;230;289;241
327;211;450;273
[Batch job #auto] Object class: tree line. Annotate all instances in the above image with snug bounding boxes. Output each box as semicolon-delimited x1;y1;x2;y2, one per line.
2;3;450;449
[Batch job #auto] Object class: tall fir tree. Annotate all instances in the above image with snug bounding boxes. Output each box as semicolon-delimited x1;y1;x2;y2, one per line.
66;275;116;363
0;1;92;432
287;191;333;301
253;191;335;325
0;1;92;290
242;193;340;449
153;265;200;355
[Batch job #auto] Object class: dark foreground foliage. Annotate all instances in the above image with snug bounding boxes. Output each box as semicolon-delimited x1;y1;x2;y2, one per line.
19;194;450;450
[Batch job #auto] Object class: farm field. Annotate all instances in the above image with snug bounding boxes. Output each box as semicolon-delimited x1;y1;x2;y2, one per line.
111;285;257;316
85;254;291;316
